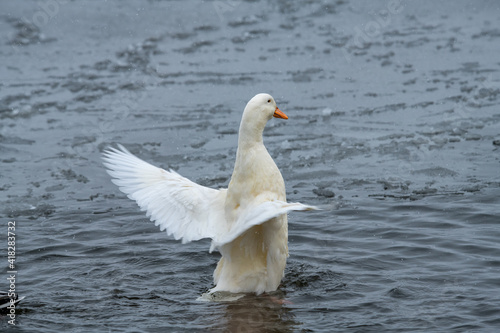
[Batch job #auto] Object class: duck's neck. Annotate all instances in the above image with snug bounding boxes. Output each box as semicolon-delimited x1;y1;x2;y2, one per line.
237;114;267;150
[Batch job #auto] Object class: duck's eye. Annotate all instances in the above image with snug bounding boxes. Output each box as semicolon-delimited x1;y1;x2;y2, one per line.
267;99;271;103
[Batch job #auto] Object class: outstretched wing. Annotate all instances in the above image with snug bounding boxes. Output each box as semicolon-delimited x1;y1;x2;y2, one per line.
210;200;317;252
102;144;227;244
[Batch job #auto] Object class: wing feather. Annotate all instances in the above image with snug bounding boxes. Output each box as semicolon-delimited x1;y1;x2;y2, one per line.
102;144;226;243
210;200;317;252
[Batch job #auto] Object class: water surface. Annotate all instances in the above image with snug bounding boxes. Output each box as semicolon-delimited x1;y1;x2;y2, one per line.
1;1;499;332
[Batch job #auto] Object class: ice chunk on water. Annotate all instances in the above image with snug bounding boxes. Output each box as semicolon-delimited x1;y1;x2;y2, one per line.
281;140;291;150
322;108;333;116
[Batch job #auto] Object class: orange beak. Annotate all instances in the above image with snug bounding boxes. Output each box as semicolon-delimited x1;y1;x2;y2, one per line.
273;107;288;119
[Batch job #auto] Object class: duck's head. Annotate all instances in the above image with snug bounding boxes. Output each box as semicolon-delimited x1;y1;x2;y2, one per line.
243;93;288;123
238;93;288;145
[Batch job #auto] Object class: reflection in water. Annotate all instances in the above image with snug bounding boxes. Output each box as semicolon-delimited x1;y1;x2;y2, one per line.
216;293;299;332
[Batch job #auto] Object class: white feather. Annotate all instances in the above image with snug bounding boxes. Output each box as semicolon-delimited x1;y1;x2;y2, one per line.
210;200;316;252
102;144;226;244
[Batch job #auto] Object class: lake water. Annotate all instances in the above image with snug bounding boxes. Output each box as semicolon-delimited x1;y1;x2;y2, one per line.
1;0;500;332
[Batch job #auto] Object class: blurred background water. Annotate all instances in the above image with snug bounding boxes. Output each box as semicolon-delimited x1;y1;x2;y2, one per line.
1;0;499;332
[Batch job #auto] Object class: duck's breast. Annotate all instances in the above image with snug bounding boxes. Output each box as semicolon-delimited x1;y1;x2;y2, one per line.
226;145;286;212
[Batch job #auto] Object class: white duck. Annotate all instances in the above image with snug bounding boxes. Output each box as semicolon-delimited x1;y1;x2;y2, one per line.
102;93;316;295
